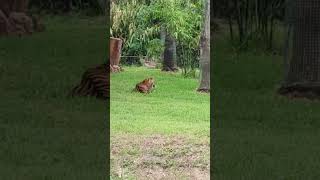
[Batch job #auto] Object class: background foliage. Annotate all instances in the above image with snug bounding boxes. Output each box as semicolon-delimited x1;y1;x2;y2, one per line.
213;0;286;53
111;0;204;76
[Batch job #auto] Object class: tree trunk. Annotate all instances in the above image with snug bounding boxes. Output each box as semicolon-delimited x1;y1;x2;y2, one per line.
279;0;320;99
162;28;178;72
110;37;123;73
198;0;210;93
160;25;166;63
97;0;106;14
62;0;72;12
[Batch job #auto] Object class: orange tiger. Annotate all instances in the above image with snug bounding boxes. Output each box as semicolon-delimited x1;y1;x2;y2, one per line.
133;78;155;94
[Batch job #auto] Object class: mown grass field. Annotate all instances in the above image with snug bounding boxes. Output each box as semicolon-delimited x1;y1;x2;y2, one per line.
110;67;210;179
213;23;320;179
0;16;107;179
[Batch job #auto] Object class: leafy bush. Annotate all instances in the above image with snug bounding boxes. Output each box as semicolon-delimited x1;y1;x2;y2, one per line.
146;39;164;61
111;0;204;75
111;0;160;64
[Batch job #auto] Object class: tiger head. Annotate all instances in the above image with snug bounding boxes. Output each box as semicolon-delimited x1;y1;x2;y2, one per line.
147;78;155;89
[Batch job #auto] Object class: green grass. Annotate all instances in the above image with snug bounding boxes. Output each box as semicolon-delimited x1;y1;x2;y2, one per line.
0;16;107;179
110;67;210;179
110;67;210;137
213;30;320;179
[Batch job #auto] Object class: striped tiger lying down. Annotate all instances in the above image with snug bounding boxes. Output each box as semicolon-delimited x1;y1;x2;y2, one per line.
70;63;109;99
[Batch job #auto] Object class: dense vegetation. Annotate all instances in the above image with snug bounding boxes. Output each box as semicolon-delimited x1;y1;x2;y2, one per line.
111;0;205;76
213;0;286;52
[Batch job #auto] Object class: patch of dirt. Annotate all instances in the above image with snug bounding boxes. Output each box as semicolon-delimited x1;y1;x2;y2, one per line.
111;134;210;180
143;60;157;69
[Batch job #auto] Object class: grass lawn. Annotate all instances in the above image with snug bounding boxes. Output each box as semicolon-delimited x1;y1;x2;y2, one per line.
0;16;107;179
213;25;320;179
110;67;210;179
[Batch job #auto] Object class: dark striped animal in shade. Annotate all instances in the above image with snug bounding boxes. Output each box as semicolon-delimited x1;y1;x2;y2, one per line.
70;63;109;99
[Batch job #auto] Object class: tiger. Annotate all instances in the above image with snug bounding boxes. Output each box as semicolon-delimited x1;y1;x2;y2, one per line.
70;63;109;100
132;77;156;94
